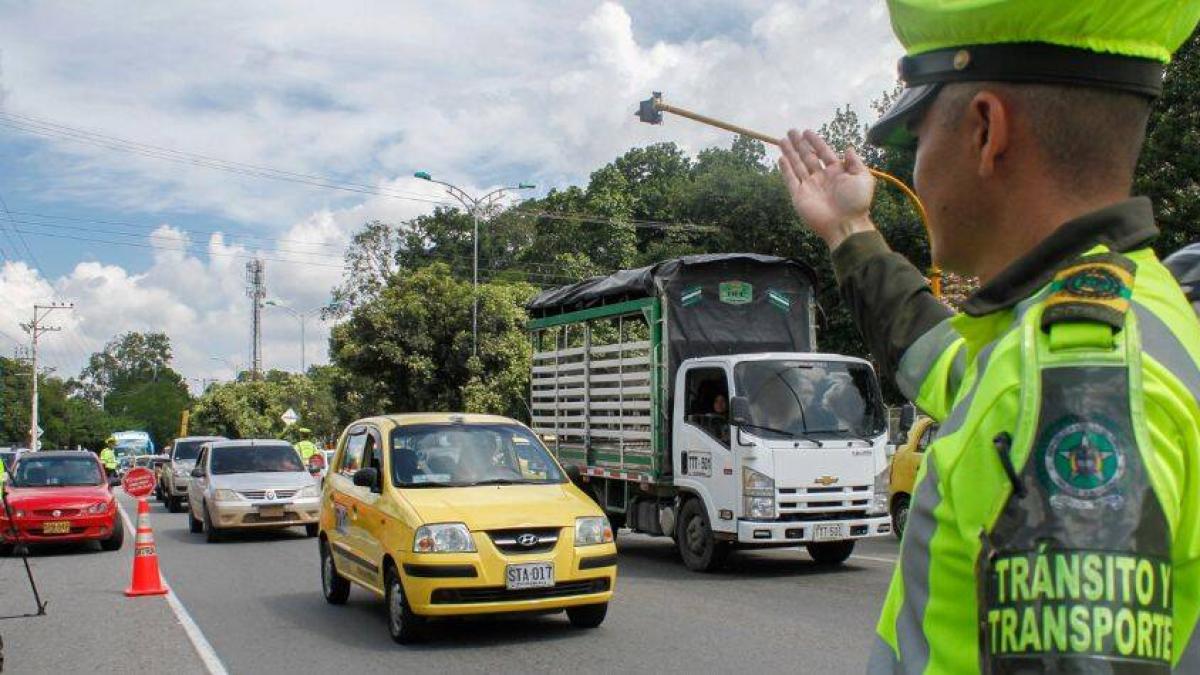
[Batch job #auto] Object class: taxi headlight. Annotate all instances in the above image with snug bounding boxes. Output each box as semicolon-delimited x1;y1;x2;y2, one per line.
297;484;320;498
213;489;242;502
574;516;613;546
413;523;476;553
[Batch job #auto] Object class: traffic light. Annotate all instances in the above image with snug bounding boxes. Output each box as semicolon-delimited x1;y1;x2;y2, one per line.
636;92;663;125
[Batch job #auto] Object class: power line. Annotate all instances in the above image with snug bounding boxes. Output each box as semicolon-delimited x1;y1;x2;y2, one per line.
0;109;716;232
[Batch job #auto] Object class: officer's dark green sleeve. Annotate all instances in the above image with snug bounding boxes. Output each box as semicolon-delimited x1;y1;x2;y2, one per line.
831;231;953;381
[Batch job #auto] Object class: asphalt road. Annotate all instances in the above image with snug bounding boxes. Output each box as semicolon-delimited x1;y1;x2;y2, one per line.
4;492;902;673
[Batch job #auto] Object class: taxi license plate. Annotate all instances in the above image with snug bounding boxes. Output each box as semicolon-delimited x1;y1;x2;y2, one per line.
258;505;285;518
43;521;71;534
505;562;554;590
813;523;844;542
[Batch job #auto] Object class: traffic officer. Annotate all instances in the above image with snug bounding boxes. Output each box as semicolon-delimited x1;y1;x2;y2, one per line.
778;1;1200;672
99;437;119;476
294;428;319;464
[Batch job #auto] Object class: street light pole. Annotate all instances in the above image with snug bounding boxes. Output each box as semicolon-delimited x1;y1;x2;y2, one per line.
264;300;327;373
413;171;535;356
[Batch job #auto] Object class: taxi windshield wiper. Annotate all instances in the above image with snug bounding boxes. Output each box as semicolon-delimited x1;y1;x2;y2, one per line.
468;478;523;486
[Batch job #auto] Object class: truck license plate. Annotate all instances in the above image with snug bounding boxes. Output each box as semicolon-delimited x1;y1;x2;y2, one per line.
43;521;71;534
813;523;844;542
505;562;554;590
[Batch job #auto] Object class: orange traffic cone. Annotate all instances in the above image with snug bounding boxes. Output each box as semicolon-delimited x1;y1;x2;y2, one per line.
125;497;168;597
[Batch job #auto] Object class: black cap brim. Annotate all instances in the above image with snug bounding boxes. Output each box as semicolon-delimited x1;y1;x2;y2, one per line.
866;83;941;149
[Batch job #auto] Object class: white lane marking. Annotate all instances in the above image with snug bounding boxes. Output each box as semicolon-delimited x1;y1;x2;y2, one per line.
850;554;898;564
118;499;230;675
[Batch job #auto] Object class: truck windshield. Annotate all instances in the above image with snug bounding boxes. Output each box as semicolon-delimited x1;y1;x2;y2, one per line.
734;360;886;441
389;424;566;488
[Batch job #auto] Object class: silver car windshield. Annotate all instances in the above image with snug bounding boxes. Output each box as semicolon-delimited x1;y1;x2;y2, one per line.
734;360;887;440
211;445;303;474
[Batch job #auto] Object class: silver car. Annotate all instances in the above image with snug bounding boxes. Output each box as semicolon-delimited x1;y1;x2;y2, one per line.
187;439;321;542
160;435;226;513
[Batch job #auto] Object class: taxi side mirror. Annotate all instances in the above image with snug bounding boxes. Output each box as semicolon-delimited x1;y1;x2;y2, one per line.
564;464;583;487
353;467;380;492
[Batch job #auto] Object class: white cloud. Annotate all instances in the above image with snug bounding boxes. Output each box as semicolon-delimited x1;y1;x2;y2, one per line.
0;1;904;383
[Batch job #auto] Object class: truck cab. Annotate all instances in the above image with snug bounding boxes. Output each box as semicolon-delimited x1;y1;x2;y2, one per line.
671;352;891;569
527;253;892;571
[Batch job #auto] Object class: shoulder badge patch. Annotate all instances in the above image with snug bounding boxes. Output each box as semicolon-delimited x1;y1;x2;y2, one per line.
1041;253;1136;331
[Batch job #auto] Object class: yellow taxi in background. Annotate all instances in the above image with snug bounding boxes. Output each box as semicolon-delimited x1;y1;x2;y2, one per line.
318;413;617;643
888;415;938;539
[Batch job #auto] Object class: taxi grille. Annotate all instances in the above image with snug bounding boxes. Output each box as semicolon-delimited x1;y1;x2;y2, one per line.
430;578;610;604
236;489;298;500
487;527;561;554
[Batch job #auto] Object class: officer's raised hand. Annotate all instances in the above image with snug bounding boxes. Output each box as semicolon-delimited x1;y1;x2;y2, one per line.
777;129;875;250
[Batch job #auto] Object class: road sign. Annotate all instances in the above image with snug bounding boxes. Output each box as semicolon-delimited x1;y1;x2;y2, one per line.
122;467;156;498
35;425;43;438
281;408;299;426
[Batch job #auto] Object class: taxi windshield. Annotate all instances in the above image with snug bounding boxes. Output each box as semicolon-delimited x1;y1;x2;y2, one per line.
211;444;304;474
13;456;103;487
734;360;887;440
389;424;565;488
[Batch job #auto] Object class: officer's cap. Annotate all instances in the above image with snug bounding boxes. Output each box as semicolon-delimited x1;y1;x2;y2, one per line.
869;0;1200;148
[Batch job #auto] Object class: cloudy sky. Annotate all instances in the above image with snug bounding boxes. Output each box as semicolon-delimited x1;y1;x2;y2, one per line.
0;1;901;389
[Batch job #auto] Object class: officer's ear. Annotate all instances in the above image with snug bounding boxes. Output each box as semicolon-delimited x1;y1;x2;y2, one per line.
967;89;1010;179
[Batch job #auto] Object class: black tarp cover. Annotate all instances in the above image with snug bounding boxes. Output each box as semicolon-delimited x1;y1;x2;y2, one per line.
529;252;818;371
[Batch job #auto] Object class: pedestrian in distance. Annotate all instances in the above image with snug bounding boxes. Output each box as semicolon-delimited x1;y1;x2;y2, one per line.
779;1;1200;672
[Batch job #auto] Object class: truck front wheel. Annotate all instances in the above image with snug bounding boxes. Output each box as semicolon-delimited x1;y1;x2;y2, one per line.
806;540;855;565
676;498;728;572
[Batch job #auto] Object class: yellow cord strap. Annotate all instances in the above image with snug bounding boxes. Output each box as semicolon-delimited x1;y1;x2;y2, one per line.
653;99;943;297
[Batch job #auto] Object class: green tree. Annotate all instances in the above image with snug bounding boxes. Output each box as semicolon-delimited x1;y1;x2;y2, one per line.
329;264;536;420
190;370;339;442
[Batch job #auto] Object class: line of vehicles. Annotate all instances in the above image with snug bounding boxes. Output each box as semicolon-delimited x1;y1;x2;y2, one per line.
0;254;933;645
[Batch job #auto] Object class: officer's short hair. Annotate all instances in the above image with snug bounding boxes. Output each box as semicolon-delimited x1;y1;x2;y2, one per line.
936;82;1151;192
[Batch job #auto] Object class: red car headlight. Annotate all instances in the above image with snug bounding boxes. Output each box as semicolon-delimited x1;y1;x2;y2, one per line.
86;501;110;515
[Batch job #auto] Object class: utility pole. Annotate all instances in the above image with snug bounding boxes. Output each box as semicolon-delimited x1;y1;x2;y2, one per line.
21;303;72;451
245;259;266;379
264;299;328;373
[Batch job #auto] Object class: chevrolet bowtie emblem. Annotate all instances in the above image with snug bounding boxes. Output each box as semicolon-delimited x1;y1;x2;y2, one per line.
814;475;839;487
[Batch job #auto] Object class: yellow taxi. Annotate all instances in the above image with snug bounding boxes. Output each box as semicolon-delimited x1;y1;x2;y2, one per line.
888;415;938;539
318;413;617;643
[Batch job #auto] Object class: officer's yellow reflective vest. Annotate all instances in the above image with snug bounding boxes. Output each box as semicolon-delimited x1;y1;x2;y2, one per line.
869;245;1200;673
99;448;118;471
294;440;319;462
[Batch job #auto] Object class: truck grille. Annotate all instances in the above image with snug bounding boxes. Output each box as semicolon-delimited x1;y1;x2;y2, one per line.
776;485;872;521
236;489;298;500
487;527;561;554
431;578;610;604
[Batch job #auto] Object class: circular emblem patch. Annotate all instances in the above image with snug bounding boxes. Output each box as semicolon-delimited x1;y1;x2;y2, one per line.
1062;267;1123;299
1043;421;1124;498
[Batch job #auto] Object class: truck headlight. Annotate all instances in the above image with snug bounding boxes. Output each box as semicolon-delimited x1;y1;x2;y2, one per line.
743;468;775;519
297;484;320;498
574;516;614;546
744;496;776;520
869;467;889;515
213;489;242;502
413;523;476;553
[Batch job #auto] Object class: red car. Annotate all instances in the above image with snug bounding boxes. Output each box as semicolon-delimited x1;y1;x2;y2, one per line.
0;451;123;553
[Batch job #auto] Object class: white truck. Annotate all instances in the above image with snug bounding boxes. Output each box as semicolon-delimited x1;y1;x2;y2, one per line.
527;254;893;571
